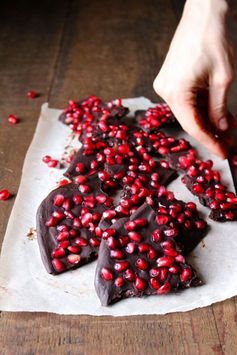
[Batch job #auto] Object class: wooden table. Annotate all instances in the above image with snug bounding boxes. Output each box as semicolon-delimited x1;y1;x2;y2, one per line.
0;1;237;354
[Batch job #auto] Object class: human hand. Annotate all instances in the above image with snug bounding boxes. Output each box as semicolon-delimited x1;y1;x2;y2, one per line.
153;0;235;158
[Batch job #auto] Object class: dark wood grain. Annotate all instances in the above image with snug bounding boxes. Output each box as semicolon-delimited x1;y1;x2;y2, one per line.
0;1;237;354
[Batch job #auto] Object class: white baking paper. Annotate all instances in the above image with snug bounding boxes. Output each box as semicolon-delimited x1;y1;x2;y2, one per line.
0;97;237;315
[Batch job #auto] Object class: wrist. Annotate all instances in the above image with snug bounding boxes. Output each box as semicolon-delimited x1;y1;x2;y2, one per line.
184;0;229;19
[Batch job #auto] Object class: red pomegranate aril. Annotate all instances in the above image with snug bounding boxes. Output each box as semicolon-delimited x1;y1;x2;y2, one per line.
134;276;147;291
90;237;100;247
57;231;70;241
149;268;160;278
152;229;163;242
75;175;87;184
186;202;196;210
227;196;237;204
79;184;91;193
107;236;118;249
138;243;150;253
51;247;65;258
157;282;171;295
175;254;185;263
163;248;178;257
136;258;149;270
128;231;142;243
62;199;72;211
195;220;206;229
96;194;107;204
101;267;114;281
67;245;81;254
114;261;129;272
110;250;124;259
118;144;130;154
157;256;174;267
52;259;66;273
192;183;204;194
47;159;59;168
126;242;136;254
8;114;19;124
98;171;110;181
209;200;220;210
150;277;160;290
164;227;178;238
119;235;130;247
114;276;125;287
67;254;81;264
102;228;116;239
148;248;157;260
42;155;52;163
0;189;11;200
181;267;192;282
125;221;137;231
53;194;65;207
225;211;235;220
156;214;169;225
52;210;65;220
159;268;168;282
169;265;180;274
124;269;135;281
103;210;116;220
46;216;58;227
75;237;88;247
73;194;83;205
134;218;147;227
27;90;37;98
75;163;85;173
58;241;69;249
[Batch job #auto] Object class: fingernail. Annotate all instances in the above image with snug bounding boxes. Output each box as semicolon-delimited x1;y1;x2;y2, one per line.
218;117;228;131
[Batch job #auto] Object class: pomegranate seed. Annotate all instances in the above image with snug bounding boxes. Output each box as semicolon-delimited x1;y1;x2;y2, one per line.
149;268;160;277
157;256;174;267
195;220;206;229
125;221;137;231
75;163;85;173
128;231;142;243
110;250;124;259
96;194;107;204
126;242;136;254
157;282;171;294
152;229;163;242
134;218;147;227
192;183;204;194
67;245;81;254
107;236;118;249
124;269;135;282
67;254;81;264
57;231;70;241
52;259;66;273
163;227;178;238
27;90;37;99
46;216;58;227
134;276;147;291
138;243;150;253
42;155;51;163
114;276;125;287
52;210;65;220
75;237;88;247
150;277;160;290
156;214;169;225
101;267;114;281
79;184;91;193
114;261;129;272
8;114;19;124
136;258;149;270
51;247;65;258
0;189;11;200
74;175;87;184
73;194;83;205
175;254;185;263
102;210;116;220
181;268;192;282
47;159;59;168
169;265;180;274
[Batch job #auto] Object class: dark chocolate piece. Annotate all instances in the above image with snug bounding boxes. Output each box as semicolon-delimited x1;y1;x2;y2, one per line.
95;204;202;306
36;176;111;275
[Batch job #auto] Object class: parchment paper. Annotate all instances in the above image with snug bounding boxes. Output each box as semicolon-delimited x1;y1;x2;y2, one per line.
0;97;237;316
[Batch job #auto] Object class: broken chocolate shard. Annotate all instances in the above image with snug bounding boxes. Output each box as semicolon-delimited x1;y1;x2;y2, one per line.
95;203;203;306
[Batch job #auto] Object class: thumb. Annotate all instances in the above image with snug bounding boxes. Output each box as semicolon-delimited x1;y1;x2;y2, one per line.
208;83;230;131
